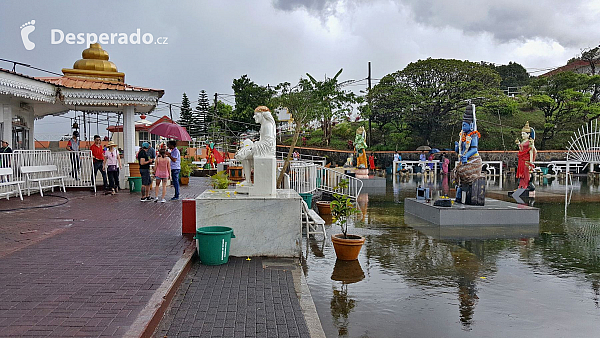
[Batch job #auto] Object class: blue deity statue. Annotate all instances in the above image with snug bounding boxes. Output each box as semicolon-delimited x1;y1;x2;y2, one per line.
453;104;484;204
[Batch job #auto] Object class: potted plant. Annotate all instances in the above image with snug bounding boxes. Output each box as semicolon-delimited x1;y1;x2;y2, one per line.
210;170;231;189
179;158;192;185
330;179;364;260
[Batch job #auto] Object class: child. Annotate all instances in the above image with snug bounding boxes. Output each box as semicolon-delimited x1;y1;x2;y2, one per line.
153;148;171;203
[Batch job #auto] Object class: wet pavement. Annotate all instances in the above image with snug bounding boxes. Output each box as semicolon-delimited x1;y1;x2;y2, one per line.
304;175;600;337
0;178;207;337
153;257;310;338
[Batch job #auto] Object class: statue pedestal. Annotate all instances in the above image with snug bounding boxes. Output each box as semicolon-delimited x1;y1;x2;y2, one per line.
355;168;369;179
250;157;276;197
196;189;302;257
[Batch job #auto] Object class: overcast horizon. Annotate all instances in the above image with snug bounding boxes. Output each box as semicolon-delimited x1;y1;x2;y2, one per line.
1;0;599;140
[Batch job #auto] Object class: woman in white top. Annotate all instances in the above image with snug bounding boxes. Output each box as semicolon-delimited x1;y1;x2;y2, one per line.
104;141;122;195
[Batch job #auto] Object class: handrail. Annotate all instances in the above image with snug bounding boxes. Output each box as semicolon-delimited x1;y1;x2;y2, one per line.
315;165;362;200
273;161;362;199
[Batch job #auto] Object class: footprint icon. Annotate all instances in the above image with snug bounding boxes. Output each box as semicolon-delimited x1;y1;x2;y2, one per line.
20;20;36;51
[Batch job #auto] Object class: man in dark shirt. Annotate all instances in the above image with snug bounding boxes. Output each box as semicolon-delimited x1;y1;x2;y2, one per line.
138;142;154;202
0;140;12;153
90;135;108;192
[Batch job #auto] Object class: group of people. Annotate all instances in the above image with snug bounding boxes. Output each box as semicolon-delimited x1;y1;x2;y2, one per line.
137;140;181;203
89;134;122;195
65;130;181;202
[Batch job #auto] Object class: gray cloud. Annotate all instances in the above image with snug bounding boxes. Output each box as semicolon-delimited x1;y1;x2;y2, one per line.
273;0;600;48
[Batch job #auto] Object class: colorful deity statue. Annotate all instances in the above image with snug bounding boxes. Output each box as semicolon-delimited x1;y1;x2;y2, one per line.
453;104;483;203
355;126;368;169
516;121;537;190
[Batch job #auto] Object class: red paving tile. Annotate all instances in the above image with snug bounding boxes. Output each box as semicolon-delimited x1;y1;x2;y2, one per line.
0;178;209;337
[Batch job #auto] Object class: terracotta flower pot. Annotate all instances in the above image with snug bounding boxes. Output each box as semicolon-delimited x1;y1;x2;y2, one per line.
331;234;365;260
316;201;332;215
180;176;190;185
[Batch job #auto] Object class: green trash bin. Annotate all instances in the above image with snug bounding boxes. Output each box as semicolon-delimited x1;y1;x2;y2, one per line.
540;167;549;175
299;193;313;207
128;177;142;193
194;226;236;265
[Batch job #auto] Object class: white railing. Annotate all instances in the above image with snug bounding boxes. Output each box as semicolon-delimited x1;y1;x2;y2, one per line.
0;150;95;199
0;152;18;198
52;150;95;188
276;151;327;166
274;160;362;199
315;165;362;200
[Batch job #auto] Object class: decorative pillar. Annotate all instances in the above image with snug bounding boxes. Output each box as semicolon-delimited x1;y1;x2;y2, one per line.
123;106;135;163
25;111;35;150
2;104;12;146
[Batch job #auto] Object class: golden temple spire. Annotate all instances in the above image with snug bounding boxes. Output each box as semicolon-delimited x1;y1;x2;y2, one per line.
62;43;125;83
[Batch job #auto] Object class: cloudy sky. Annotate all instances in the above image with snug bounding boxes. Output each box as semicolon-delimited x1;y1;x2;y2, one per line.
1;0;599;139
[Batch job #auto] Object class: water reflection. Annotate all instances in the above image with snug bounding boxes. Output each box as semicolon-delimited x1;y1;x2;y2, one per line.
306;176;600;337
330;260;364;337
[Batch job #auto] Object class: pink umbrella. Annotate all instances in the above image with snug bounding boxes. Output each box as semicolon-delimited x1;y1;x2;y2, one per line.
148;122;192;141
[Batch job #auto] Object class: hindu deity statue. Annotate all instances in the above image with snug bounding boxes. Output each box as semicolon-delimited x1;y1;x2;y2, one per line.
453;104;483;203
515;121;537;190
354;126;368;169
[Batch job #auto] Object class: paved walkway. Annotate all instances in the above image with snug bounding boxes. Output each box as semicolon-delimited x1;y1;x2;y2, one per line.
0;178;207;337
153;257;311;338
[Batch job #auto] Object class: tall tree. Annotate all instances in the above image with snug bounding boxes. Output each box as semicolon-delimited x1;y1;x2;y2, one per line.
494;62;531;89
369;58;502;147
306;69;359;146
231;75;275;132
580;45;600;102
271;79;320;186
524;71;600;149
193;90;210;136
178;93;193;134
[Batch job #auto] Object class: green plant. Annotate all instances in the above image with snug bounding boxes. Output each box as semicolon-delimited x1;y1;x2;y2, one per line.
330;179;359;238
180;158;193;177
210;170;231;189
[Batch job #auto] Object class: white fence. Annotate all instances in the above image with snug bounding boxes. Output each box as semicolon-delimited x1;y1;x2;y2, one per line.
274;160;362;199
0;150;94;199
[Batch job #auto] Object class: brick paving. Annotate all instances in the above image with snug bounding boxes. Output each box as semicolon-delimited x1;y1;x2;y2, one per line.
153;257;310;338
0;178;209;337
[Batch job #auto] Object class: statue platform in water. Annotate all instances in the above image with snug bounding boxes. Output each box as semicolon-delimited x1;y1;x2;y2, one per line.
404;198;539;226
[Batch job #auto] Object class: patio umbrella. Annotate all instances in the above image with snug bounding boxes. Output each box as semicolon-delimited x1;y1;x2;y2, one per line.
148;122;192;141
416;145;431;151
429;148;440;154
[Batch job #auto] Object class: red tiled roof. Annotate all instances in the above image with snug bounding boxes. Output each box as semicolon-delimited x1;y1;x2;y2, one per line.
107;115;173;132
36;76;164;94
541;60;600;77
0;68;164;94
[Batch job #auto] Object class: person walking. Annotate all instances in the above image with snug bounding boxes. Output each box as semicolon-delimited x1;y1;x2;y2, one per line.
167;140;181;200
66;131;80;179
104;141;121;195
138;142;154;202
153;148;171;203
90;135;108;192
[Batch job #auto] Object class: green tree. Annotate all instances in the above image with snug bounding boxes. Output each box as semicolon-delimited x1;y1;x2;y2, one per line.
178;93;193;134
231;75;275;132
306;69;359;146
193;90;210;136
208;100;234;136
369;58;502;147
580;46;600;102
271;78;320;186
494;62;531;89
524;71;600;149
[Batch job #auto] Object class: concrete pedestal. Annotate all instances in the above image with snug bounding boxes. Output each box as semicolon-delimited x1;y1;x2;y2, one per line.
404;197;539;225
196;189;302;257
250;157;276;197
